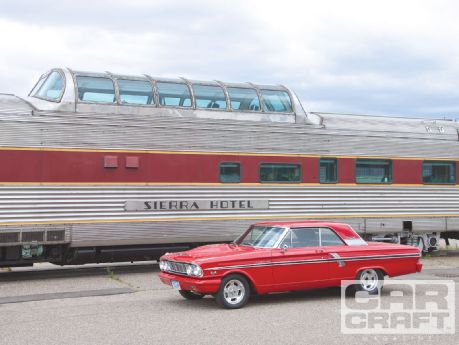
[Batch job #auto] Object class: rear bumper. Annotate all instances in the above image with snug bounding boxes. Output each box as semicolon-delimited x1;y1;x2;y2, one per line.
416;262;423;272
159;272;221;294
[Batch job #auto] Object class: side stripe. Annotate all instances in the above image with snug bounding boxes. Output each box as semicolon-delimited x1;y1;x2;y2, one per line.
204;253;420;271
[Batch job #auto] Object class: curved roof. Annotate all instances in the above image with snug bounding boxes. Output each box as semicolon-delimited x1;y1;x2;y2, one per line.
24;67;315;124
70;68;290;91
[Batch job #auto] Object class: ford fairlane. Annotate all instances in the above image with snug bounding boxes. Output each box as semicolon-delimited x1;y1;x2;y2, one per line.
159;221;422;308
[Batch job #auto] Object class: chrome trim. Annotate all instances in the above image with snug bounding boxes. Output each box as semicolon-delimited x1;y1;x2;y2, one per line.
204;253;420;271
330;252;346;267
273;227;290;248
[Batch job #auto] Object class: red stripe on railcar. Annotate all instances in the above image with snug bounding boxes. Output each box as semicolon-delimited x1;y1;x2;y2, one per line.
0;149;454;184
393;159;423;184
337;158;355;183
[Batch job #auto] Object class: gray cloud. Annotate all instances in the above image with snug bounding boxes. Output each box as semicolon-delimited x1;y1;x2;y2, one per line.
0;0;458;119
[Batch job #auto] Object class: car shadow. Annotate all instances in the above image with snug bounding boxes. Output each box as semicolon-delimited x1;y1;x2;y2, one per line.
166;286;343;311
166;284;408;310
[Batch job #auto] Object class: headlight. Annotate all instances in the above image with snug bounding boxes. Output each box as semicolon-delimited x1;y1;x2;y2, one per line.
159;260;165;271
160;261;170;272
184;264;203;277
192;265;203;277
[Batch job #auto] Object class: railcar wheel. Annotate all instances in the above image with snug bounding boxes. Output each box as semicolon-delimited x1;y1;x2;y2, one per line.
179;290;205;300
355;269;384;295
216;274;250;309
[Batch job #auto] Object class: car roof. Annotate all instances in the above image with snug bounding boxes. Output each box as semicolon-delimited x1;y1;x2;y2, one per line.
253;220;361;239
254;220;341;227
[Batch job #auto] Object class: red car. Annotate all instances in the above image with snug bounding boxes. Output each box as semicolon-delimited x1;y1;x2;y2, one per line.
159;221;422;308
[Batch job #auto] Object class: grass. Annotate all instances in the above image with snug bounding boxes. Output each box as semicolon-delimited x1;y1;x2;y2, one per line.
105;266;139;290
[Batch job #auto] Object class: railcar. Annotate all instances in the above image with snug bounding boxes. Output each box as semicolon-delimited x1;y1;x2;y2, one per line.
0;68;458;266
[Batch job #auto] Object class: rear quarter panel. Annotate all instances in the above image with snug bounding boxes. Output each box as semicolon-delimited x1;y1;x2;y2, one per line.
327;242;420;282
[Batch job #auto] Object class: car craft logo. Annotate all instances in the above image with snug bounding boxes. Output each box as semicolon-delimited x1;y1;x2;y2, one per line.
341;280;455;334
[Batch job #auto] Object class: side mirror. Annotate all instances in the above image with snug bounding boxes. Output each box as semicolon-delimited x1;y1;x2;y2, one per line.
281;244;289;252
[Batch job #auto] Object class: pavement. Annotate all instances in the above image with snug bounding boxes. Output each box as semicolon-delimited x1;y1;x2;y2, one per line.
0;254;459;345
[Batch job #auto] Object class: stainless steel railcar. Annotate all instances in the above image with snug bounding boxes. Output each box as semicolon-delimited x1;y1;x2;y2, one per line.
0;68;458;266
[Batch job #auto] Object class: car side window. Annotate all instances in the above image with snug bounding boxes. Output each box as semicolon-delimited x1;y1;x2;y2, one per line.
320;228;345;246
279;230;292;248
290;228;320;248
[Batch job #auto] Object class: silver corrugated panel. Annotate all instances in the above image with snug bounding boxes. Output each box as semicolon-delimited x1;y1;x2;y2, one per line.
0;111;458;157
0;185;458;223
446;218;459;232
315;112;459;135
365;217;448;234
0;185;458;245
0;94;34;115
70;220;252;247
412;218;447;232
363;218;403;233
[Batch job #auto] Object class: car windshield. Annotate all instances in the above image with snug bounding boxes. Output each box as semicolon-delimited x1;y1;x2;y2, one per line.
236;226;286;248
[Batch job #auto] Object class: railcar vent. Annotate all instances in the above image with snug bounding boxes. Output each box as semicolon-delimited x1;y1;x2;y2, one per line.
0;232;20;243
47;230;65;242
22;231;44;242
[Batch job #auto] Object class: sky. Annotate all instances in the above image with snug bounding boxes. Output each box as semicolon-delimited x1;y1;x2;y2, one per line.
0;0;458;119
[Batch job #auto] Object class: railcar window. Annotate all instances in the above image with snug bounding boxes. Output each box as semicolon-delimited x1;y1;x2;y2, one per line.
260;90;293;113
320;158;337;183
76;76;115;103
423;161;456;184
118;79;154;105
220;162;241;183
259;163;301;183
320;228;345;246
290;228;320;247
34;71;64;101
227;87;260;111
356;159;392;184
157;82;191;107
30;74;48;96
193;85;227;109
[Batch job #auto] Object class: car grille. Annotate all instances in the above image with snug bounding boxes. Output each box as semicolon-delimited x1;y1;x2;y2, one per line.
167;261;188;275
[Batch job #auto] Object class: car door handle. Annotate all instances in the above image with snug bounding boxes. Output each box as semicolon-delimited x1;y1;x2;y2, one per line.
316;249;325;253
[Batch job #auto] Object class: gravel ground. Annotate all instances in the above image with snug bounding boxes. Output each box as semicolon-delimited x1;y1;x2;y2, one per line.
0;255;458;345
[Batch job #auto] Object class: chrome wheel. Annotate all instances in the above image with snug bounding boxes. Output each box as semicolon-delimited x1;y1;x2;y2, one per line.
223;279;245;305
359;269;379;292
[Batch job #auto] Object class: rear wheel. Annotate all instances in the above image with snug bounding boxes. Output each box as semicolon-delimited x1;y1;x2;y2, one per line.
178;290;205;300
355;269;384;295
216;274;250;309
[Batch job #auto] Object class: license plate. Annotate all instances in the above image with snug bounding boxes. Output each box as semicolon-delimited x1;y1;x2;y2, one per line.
171;280;181;290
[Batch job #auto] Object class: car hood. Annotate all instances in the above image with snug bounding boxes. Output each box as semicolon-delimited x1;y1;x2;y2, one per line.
161;243;262;266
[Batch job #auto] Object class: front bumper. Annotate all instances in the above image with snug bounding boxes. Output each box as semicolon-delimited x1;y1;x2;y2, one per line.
159;272;221;294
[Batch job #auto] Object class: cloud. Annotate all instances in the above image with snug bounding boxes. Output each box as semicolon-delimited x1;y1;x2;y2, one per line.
0;0;458;118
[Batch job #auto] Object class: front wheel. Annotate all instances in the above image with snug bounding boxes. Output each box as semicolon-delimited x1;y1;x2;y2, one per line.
179;290;205;300
355;269;384;295
216;274;250;309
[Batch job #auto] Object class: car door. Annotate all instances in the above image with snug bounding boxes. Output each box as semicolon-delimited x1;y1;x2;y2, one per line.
271;227;329;291
317;227;355;283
